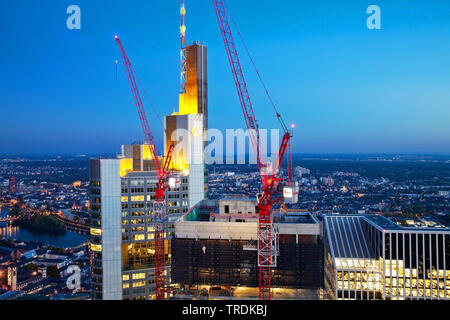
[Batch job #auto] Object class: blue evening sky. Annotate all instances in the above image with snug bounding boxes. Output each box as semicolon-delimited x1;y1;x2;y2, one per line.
0;0;449;155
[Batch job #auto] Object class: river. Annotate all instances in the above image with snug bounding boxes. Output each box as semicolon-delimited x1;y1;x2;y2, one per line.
0;207;89;248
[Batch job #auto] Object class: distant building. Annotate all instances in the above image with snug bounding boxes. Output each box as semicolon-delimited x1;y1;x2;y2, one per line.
294;166;310;177
438;191;449;198
8;177;17;193
323;214;450;300
320;177;335;187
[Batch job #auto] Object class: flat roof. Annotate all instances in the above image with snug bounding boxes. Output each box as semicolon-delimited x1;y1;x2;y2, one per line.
324;214;450;264
182;199;318;225
363;214;450;233
324;215;376;260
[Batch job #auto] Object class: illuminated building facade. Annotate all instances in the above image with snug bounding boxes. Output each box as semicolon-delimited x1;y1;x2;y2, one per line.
177;42;208;130
323;214;450;300
89;145;189;300
167;41;208;202
165;113;205;208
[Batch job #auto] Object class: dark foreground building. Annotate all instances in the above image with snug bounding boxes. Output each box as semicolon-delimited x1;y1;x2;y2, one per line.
171;197;324;299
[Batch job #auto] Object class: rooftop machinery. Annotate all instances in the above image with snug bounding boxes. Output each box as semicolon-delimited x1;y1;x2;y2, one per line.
211;0;296;300
115;36;175;300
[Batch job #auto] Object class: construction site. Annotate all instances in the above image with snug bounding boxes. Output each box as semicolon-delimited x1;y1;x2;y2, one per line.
171;196;324;299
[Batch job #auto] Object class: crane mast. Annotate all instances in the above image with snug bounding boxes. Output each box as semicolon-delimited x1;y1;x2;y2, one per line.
115;36;174;300
212;0;292;300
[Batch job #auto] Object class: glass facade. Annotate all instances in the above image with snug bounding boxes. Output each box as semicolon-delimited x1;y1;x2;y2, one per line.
89;159;123;300
119;171;188;300
324;215;450;300
100;159;123;300
89;160;103;300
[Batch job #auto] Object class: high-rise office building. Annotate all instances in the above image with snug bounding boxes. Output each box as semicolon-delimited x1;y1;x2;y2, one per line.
178;42;208;131
89;159;123;300
323;214;450;300
165;114;205;208
89;146;189;300
168;41;208;200
90;40;209;300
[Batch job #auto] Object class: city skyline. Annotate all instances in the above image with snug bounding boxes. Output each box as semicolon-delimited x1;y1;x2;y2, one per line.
1;1;450;154
1;0;449;304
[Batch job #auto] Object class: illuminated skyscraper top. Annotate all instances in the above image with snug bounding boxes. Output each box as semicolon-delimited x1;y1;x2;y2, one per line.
176;43;208;131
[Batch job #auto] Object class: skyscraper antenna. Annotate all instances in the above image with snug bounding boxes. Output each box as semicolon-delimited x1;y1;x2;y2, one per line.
180;0;187;94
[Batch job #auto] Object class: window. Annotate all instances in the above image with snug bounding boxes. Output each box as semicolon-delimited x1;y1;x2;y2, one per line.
133;234;145;241
132;273;146;280
90;228;102;236
132;281;146;288
131;196;144;202
91;244;102;252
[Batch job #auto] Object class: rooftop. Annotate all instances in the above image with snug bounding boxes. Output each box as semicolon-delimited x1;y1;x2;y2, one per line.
182;199;318;225
324;215;376;260
363;214;450;232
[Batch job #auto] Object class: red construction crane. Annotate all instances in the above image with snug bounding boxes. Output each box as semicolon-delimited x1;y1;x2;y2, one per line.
115;35;174;300
212;0;294;300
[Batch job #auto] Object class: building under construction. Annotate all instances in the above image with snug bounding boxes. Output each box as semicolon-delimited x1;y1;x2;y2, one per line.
171;196;324;299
